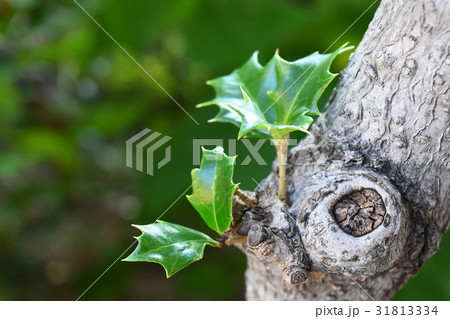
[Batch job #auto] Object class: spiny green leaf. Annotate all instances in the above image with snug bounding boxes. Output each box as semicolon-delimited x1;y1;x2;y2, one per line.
124;221;220;278
187;146;238;233
198;44;353;138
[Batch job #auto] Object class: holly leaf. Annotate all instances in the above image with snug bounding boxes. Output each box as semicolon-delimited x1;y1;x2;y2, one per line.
124;221;220;278
187;146;238;233
198;44;353;138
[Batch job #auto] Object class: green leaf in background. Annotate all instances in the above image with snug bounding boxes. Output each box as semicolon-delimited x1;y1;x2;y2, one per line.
124;221;220;278
198;44;353;139
187;146;238;234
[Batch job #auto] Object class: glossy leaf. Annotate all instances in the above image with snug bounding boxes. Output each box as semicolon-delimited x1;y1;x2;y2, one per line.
124;221;220;278
187;146;238;233
198;44;353;138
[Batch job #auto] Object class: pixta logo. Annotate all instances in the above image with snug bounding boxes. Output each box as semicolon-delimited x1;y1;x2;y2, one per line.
192;138;298;166
126;129;172;175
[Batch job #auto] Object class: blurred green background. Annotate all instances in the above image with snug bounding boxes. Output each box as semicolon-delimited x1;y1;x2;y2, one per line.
0;0;448;300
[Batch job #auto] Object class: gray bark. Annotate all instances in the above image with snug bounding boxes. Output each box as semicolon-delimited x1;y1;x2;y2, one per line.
233;0;450;300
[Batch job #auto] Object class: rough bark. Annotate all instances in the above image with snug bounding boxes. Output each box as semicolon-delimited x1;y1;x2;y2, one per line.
234;0;450;300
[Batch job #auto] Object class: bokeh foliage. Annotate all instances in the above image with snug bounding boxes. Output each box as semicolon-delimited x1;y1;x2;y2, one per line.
0;0;448;300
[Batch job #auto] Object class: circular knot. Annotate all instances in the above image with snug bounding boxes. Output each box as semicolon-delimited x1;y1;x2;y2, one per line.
333;188;386;237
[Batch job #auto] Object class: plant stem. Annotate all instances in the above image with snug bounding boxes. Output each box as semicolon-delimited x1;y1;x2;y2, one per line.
225;236;248;246
274;135;289;202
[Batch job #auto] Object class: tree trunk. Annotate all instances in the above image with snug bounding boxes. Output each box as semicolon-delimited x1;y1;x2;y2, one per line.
235;0;450;300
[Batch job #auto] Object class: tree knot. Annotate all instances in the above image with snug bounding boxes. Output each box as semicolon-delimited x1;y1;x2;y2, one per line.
333;188;386;237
